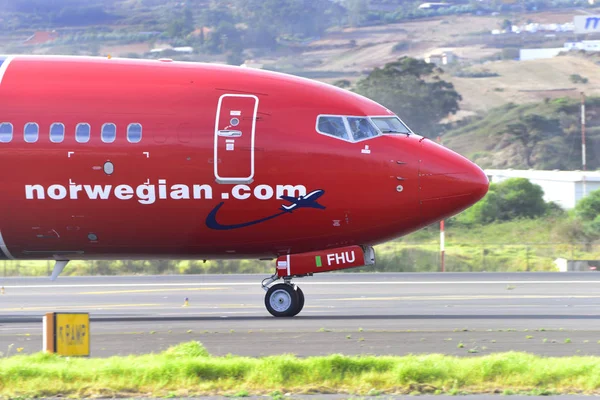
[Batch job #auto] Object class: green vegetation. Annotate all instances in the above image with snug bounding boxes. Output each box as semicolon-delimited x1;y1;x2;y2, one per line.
355;57;461;135
458;178;549;225
6;0;119;27
6;0;588;33
6;0;593;60
370;181;600;273
573;189;600;239
452;71;500;78
6;342;600;397
570;74;589;84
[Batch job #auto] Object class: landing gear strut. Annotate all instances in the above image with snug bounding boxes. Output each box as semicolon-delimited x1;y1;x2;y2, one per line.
262;275;305;317
261;245;374;317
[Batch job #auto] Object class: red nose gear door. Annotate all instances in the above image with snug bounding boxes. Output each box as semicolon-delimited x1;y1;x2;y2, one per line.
214;94;259;184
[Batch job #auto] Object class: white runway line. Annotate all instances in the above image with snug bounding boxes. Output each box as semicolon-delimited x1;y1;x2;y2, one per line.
2;280;600;289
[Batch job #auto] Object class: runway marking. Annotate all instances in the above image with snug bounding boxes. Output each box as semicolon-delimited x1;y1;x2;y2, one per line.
0;303;329;314
0;328;39;332
205;304;325;309
79;287;227;294
4;280;600;289
0;303;160;311
331;295;600;301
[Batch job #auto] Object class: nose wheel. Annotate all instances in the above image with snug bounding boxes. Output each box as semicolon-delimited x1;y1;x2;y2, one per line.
264;283;305;317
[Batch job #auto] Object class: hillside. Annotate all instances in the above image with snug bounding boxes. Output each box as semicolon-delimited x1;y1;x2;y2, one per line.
2;1;600;118
297;15;503;75
443;97;600;169
445;55;600;114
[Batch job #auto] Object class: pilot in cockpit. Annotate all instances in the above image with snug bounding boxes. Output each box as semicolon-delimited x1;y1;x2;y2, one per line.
351;118;372;140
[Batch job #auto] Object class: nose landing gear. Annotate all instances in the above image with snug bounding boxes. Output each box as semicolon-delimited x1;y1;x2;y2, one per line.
261;245;374;317
262;275;305;317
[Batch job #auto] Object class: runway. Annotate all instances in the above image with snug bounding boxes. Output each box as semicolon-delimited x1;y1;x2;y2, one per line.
2;272;600;357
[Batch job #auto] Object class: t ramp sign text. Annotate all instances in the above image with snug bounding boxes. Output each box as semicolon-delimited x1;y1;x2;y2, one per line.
43;312;90;356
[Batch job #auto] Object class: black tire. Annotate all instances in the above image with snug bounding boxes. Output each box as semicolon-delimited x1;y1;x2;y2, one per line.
265;283;299;317
288;286;305;317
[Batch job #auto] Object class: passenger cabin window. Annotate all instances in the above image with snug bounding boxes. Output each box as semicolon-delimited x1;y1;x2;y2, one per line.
101;123;116;143
347;117;379;141
24;123;39;143
76;123;90;143
317;116;349;140
127;123;142;143
371;116;410;135
50;123;65;143
0;123;12;143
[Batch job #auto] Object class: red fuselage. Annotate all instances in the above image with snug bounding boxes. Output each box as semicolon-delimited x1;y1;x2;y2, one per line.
0;55;488;261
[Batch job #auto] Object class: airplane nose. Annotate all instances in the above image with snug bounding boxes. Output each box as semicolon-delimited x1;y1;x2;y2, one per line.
419;140;489;223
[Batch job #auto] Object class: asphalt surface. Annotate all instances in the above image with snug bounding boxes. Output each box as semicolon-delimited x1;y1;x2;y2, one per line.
2;272;600;357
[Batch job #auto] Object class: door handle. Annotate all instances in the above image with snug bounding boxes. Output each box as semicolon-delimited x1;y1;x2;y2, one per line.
218;130;242;137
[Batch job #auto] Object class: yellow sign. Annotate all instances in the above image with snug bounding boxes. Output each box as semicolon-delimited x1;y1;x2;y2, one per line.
55;313;90;356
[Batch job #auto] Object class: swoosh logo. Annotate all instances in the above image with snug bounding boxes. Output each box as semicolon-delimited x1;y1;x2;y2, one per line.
206;202;289;230
206;192;326;230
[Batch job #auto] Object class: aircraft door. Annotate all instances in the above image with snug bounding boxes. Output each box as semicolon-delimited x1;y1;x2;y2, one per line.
214;94;258;184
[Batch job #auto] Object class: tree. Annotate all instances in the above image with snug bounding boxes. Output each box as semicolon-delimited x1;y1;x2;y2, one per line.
457;187;501;225
199;27;205;46
574;189;600;221
231;0;336;48
183;7;194;33
205;22;243;54
345;0;370;27
457;178;547;224
354;57;462;136
198;5;235;27
503;114;562;168
333;79;352;88
167;7;195;39
495;178;547;221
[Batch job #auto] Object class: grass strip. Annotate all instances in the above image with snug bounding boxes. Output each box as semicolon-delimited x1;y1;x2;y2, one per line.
1;341;600;398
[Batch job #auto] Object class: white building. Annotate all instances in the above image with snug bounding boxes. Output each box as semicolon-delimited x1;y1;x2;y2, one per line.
150;46;194;54
564;40;600;51
425;52;456;66
491;22;574;35
485;169;600;209
240;60;264;69
519;48;564;61
418;2;452;9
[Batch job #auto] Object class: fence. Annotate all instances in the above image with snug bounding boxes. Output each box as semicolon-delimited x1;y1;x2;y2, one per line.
368;242;600;273
0;243;599;277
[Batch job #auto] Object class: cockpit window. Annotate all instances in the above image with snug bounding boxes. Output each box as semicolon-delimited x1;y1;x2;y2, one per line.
316;114;409;142
347;117;380;141
317;116;349;140
371;116;411;135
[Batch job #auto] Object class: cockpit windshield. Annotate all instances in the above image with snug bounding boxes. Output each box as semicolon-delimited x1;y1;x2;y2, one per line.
347;117;380;140
317;116;350;140
316;114;411;142
370;116;411;135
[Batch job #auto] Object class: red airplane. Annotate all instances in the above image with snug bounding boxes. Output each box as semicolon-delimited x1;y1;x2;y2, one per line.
0;55;488;317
